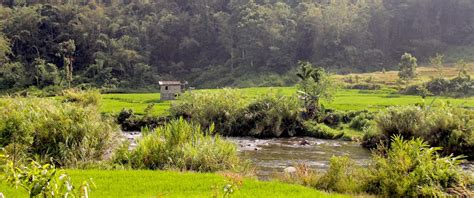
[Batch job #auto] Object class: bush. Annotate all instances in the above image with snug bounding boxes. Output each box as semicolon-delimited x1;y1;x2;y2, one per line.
347;83;381;90
0;96;118;166
281;137;472;196
232;94;302;137
366;136;472;197
322;111;345;127
117;108;168;131
400;84;430;98
315;156;367;193
426;77;451;95
363;105;474;159
349;112;374;130
114;118;240;172
302;121;343;139
171;90;304;137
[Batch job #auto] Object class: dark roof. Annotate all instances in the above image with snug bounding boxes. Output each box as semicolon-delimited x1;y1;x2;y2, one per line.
159;81;182;85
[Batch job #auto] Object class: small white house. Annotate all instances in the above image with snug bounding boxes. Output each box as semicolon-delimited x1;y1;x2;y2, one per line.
158;81;187;100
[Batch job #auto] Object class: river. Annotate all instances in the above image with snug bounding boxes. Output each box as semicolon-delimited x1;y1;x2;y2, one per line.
226;137;371;179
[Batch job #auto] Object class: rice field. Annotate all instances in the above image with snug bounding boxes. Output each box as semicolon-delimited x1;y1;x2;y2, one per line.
0;170;346;198
100;87;474;115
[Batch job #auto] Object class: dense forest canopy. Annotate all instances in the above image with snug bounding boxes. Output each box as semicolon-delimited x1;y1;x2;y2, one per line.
0;0;473;89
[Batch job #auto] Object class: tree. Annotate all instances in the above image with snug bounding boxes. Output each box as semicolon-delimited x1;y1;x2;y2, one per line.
296;61;336;119
0;34;11;63
33;58;60;88
398;53;417;81
59;40;76;87
429;53;444;78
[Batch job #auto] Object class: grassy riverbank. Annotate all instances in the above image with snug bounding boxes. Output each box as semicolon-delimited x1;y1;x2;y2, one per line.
101;87;474;115
0;170;346;198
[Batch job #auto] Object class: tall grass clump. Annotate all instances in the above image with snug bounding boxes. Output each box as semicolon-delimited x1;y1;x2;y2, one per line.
233;94;301;137
170;89;304;137
280;136;472;196
113;118;240;172
170;89;247;135
363;105;474;158
61;88;101;107
0;94;118;166
302;121;343;139
366;136;472;197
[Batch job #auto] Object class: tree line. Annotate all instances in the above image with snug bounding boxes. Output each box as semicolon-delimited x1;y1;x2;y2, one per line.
0;0;473;90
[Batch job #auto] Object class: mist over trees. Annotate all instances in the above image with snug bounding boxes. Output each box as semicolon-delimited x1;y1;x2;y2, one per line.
0;0;473;89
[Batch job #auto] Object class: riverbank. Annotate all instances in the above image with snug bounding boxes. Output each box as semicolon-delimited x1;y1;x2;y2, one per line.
0;170;347;198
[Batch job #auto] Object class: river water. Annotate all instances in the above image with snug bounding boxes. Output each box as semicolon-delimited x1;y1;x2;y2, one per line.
226;137;371;179
123;132;473;179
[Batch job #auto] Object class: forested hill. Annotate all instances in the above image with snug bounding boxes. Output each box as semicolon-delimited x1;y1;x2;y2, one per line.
0;0;473;89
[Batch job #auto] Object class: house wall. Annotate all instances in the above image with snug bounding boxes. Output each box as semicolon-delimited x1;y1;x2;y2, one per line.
160;85;182;100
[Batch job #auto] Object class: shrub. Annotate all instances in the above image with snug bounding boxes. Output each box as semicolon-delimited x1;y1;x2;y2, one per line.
426;77;451;95
347;83;381;90
232;94;302;137
366;136;471;197
349;112;374;130
398;53;417;80
281;137;472;196
116;108;168;131
401;74;473;98
302;121;343;139
363;105;474;159
322;111;345;127
0;97;118;166
171;90;304;137
315;156;367;193
115;118;240;172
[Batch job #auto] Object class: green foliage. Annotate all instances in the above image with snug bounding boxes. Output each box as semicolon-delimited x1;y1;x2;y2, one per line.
62;89;101;107
296;61;337;119
425;75;473;97
315;156;367;193
233;93;301;137
430;53;445;78
3;159;94;198
346;83;381;90
363;105;474;158
171;89;303;137
113;118;240;172
116;108;167;131
0;62;26;90
33;58;60;88
302;121;343;139
281;137;472;196
398;53;418;81
170;89;247;134
0;33;10;63
366;136;471;197
1;1;472;89
349;112;374;130
0;96;118;166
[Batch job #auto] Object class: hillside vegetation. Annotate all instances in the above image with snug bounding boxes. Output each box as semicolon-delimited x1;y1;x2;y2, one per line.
1;1;474;89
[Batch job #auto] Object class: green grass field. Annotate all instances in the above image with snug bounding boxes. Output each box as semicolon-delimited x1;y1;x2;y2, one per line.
0;170;345;198
101;87;474;115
